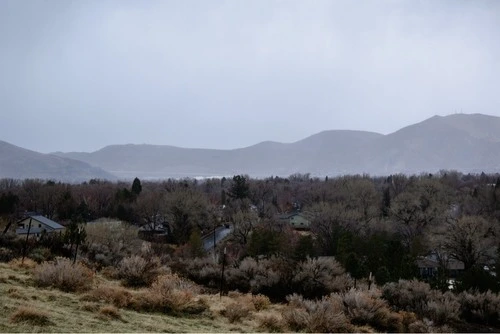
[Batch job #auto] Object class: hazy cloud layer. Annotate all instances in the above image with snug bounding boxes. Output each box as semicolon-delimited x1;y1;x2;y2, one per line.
1;0;499;152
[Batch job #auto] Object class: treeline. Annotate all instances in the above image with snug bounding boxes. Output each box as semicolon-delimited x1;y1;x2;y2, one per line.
1;171;500;292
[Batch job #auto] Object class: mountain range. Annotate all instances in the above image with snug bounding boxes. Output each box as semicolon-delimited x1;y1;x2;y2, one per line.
2;113;500;181
0;140;115;182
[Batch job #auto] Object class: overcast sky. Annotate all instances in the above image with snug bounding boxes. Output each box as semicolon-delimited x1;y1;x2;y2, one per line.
1;0;499;153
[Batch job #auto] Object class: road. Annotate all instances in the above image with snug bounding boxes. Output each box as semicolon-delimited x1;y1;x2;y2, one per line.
202;226;232;251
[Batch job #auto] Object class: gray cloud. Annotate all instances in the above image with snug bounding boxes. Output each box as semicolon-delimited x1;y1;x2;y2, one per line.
1;0;499;152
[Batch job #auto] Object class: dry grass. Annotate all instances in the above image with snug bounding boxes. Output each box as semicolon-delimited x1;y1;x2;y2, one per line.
9;258;37;270
0;259;288;333
7;287;28;300
9;306;52;326
0;260;258;332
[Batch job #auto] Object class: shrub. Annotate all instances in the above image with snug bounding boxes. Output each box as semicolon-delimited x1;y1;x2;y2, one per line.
257;314;286;332
9;306;52;326
252;294;271;311
305;295;352;333
84;220;141;267
150;273;200;295
29;247;52;263
0;247;14;262
225;257;257;292
132;274;207;315
459;290;500;325
33;258;94;292
293;257;352;298
281;307;309;332
382;279;459;325
81;302;100;312
172;257;220;288
426;291;460;325
117;255;162;287
0;233;23;255
248;256;285;295
99;305;121;320
382;279;432;316
221;302;252;323
342;288;403;332
100;266;118;280
81;285;133;308
282;294;352;333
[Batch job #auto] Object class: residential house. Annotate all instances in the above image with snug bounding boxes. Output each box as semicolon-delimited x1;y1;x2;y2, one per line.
416;253;464;279
138;222;168;242
16;215;65;238
278;212;311;230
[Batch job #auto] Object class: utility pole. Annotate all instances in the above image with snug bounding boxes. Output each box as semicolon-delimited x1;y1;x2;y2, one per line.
219;247;226;299
21;217;32;264
73;226;82;265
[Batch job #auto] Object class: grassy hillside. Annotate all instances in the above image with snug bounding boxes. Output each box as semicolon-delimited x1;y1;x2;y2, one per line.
0;260;283;333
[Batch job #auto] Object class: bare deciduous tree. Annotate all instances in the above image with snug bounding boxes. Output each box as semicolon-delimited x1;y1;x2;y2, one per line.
441;216;497;271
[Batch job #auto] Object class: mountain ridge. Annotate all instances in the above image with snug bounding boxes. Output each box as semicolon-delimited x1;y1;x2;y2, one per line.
0;140;116;182
3;113;500;180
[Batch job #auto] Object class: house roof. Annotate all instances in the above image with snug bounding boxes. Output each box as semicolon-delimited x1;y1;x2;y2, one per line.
18;215;64;230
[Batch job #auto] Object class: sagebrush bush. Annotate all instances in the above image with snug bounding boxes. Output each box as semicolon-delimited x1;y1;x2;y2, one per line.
81;285;133;308
172;257;220;288
0;233;23;256
252;294;271;311
293;256;349;297
382;279;459;325
132;274;207;315
29;247;53;263
459;290;500;325
117;255;162;287
84;220;141;267
9;306;52;326
0;247;14;262
221;301;252;323
33;258;94;292
150;273;199;294
342;288;403;332
248;257;282;294
257;314;286;332
382;279;432;316
305;295;353;333
98;305;121;320
282;293;353;333
426;291;460;325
